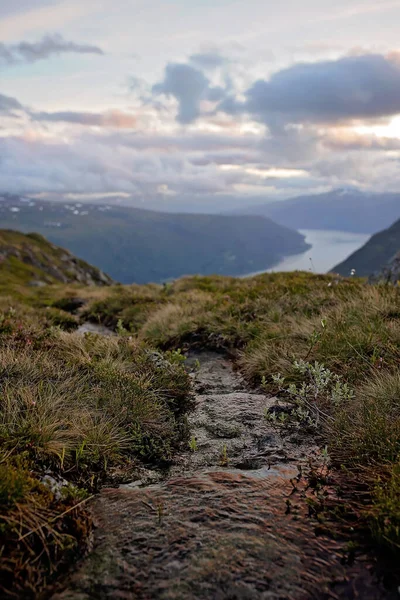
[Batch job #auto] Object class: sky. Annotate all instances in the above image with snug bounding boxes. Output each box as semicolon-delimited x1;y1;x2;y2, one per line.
2;0;400;212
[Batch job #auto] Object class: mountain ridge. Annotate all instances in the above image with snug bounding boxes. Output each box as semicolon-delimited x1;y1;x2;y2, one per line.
233;188;400;234
332;217;400;277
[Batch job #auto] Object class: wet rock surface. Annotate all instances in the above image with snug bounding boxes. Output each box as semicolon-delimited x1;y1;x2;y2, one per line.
53;353;394;600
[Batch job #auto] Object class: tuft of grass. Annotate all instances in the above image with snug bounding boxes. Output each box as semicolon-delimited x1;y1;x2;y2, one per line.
370;464;400;552
0;461;91;598
331;371;400;466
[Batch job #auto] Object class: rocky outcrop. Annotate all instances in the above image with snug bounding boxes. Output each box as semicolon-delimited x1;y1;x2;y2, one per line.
371;250;400;285
0;230;113;286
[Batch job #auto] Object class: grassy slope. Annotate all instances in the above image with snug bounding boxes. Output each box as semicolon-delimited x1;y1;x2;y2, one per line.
1;233;399;596
333;217;400;277
0;200;309;283
0;229;112;290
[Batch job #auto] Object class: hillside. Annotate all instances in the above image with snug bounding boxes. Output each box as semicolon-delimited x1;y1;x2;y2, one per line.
0;196;309;283
0;231;399;597
333;217;400;277
236;188;400;234
0;229;112;289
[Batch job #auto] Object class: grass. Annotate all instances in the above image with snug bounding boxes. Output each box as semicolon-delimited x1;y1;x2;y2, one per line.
0;304;191;597
1;268;399;595
77;271;400;557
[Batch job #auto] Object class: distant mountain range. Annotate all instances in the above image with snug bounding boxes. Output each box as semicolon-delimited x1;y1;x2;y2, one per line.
0;195;309;283
333;217;400;278
234;189;400;234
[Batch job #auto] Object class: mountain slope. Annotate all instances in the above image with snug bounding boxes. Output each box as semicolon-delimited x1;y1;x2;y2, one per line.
236;189;400;234
0;197;309;283
332;217;400;277
0;229;112;288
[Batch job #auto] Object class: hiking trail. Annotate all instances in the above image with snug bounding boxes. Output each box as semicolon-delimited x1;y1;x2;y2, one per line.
53;352;393;600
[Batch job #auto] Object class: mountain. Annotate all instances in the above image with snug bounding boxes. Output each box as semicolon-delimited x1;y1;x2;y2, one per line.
0;229;112;289
235;189;400;234
0;195;310;283
332;217;400;277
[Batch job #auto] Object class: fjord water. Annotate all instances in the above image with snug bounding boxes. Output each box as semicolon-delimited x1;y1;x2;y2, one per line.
245;229;370;277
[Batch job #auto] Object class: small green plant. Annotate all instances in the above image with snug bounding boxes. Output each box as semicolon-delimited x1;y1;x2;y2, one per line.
219;444;229;466
116;318;128;335
189;436;198;452
165;348;186;365
75;440;86;464
305;318;327;359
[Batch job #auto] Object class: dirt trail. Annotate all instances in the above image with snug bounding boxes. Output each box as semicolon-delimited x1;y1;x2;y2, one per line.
53;353;394;600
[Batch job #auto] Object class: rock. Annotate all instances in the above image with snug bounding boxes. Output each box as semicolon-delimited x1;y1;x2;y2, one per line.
28;280;47;287
380;251;400;284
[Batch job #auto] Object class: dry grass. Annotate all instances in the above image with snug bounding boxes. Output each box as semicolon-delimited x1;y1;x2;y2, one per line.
0;304;192;596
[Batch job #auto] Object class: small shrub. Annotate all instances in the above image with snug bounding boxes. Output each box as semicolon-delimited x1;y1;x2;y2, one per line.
265;360;354;428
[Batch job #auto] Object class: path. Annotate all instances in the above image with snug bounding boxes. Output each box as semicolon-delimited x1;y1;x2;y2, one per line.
53;353;394;600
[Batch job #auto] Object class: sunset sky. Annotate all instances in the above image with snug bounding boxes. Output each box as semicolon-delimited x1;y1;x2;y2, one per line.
2;0;400;211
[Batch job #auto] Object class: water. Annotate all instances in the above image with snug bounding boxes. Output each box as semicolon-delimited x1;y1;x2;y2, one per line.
245;229;370;277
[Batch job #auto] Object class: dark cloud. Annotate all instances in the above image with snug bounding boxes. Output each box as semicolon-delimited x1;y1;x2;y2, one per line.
33;110;136;128
0;34;103;66
152;63;225;123
0;93;23;115
221;53;400;127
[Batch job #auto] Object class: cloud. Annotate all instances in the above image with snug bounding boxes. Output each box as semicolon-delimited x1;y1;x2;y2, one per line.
189;50;229;70
33;109;136;128
221;53;400;128
0;93;23;115
152;62;225;123
0;33;103;66
4;47;400;207
323;129;400;151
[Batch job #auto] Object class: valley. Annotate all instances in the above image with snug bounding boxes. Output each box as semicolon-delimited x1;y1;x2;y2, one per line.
0;195;309;284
